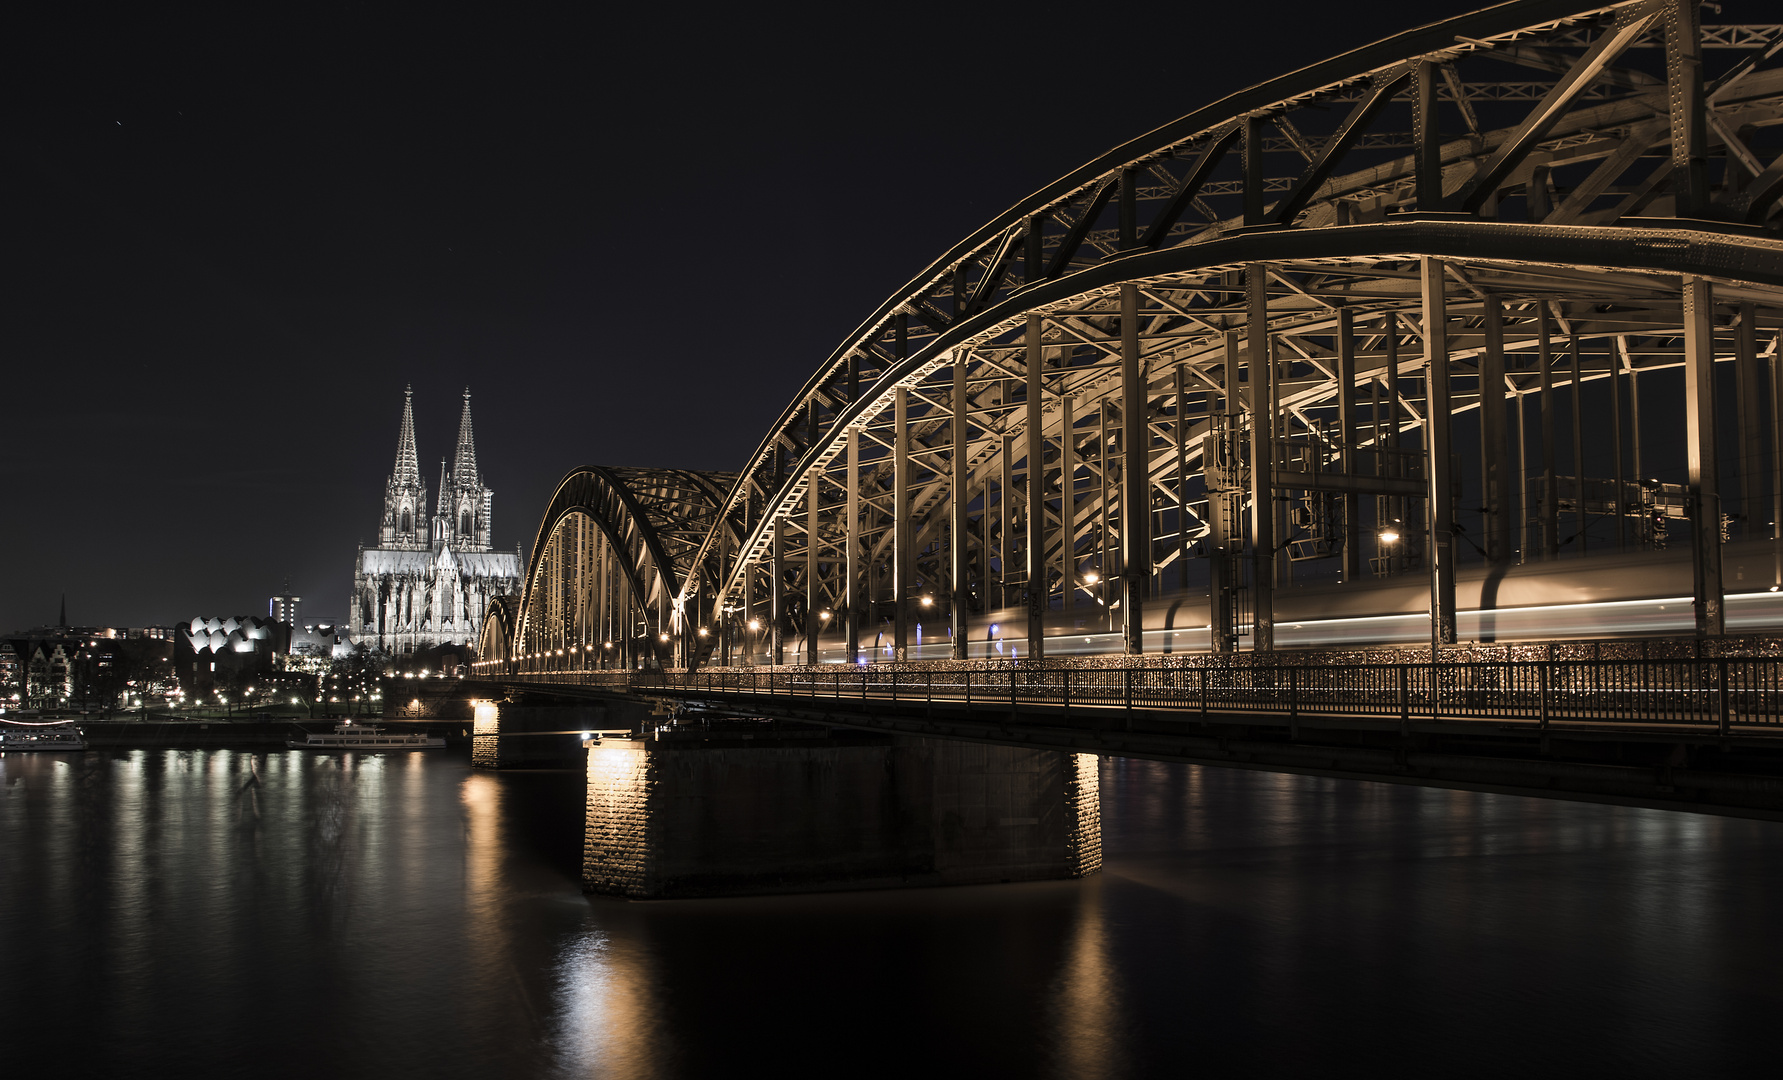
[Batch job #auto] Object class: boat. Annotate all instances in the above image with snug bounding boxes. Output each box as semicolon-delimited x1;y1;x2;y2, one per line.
0;719;87;751
286;721;445;750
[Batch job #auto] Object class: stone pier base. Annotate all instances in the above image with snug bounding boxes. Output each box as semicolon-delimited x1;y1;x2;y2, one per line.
470;701;614;768
583;729;1100;899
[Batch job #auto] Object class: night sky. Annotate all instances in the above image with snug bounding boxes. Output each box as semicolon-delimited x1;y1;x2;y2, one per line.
4;1;1481;632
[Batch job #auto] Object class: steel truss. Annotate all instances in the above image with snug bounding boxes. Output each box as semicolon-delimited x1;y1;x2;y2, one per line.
482;466;734;674
496;1;1783;674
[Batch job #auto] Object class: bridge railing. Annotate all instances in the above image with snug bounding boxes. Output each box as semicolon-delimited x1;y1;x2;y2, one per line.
630;657;1783;733
499;670;635;690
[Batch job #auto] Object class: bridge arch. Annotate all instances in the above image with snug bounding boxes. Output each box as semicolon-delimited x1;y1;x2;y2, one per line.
476;595;520;673
508;0;1783;675
501;466;734;672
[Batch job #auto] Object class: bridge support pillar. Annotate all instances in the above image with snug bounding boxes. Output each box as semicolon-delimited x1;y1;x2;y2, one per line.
1684;276;1724;636
470;698;610;769
1119;283;1148;655
893;387;911;661
1336;306;1361;583
582;732;1101;899
1422;257;1457;647
952;357;971;661
1246;265;1274;651
1480;295;1512;566
1027;317;1047;661
846;427;861;664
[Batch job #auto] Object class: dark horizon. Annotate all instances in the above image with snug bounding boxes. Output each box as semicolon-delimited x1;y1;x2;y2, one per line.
3;1;1485;631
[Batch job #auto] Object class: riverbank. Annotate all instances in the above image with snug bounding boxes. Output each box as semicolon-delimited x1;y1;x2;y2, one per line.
68;719;470;749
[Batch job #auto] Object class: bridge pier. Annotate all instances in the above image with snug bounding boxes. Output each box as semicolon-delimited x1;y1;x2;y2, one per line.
469;698;623;769
582;728;1101;900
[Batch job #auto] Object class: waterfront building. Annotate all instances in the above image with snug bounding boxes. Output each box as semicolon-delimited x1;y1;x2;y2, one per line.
0;641;19;704
350;388;521;656
175;615;287;696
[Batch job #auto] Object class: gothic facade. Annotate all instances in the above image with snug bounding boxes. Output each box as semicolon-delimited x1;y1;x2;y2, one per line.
351;388;523;656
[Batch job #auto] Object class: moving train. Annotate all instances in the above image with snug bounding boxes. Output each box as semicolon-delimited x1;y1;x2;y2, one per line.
759;539;1783;664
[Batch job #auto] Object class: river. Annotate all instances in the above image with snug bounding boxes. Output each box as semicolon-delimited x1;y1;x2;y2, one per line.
3;748;1779;1077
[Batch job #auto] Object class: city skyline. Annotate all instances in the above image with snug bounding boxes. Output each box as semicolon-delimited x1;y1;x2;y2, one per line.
7;0;1482;630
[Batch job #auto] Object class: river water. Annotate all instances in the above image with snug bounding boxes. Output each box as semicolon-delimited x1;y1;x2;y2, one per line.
3;748;1779;1078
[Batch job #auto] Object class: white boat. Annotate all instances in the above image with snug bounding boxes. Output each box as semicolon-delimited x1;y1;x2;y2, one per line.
0;720;87;751
287;721;445;750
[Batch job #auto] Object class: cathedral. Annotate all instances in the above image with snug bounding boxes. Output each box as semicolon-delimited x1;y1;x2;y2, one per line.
351;388;523;656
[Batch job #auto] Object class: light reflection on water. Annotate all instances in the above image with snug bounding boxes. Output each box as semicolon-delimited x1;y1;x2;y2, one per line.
3;749;1781;1077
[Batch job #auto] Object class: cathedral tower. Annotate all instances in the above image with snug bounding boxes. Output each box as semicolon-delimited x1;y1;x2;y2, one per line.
378;387;429;550
441;388;496;552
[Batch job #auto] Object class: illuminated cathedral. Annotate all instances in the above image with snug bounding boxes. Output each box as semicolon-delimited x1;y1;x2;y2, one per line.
351;387;523;655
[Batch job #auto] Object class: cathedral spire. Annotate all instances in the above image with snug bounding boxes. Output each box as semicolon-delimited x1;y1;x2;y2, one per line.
453;387;479;487
392;385;421;487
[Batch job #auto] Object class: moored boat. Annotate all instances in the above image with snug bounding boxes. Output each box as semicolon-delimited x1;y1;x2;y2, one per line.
0;720;87;751
287;721;445;750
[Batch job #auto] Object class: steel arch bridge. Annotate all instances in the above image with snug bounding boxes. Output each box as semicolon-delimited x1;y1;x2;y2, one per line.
481;0;1783;678
485;466;736;674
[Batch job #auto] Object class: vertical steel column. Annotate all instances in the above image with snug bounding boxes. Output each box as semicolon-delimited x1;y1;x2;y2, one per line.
1480;295;1511;564
597;532;609;667
715;527;729;668
1026;317;1047;659
1175;365;1190;592
1384;314;1403;573
1247;264;1274;650
1630;361;1644;537
1270;334;1289;588
770;513;784;666
846;427;860;663
1098;401;1111;628
805;473;819;664
1422;258;1457;647
1336;306;1360;582
1736;304;1764;538
741;497;754;664
952;356;970;660
1061;394;1076;612
1242;116;1265;226
1666;0;1708;218
1772;330;1783;587
1514;388;1529;563
1684;276;1723;636
893;387;910;660
653;559;666;667
1539;304;1559;559
1611;346;1626;551
1570;328;1586;555
1414;60;1441;211
1001;432;1014;611
1120;282;1148;655
1210;331;1240;653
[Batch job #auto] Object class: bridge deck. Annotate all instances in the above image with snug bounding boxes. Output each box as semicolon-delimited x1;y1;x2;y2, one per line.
511;654;1783;742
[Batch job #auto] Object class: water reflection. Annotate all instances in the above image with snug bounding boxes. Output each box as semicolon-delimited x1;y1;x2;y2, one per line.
3;749;1782;1076
548;916;667;1077
1046;878;1127;1080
